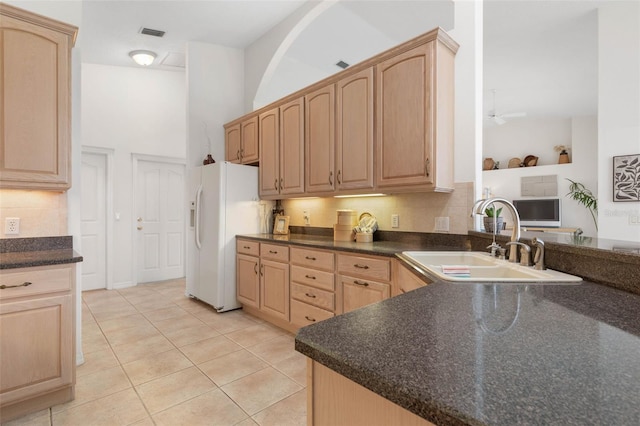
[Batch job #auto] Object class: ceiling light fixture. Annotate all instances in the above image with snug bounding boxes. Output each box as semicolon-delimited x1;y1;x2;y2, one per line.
129;50;157;66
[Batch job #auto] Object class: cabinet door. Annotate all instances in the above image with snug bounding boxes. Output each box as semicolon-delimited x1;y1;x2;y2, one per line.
305;85;335;193
279;98;305;196
336;67;374;191
393;260;429;297
376;43;435;189
236;254;259;308
0;11;76;190
338;275;390;314
225;123;242;163
260;259;290;321
241;116;259;164
0;294;73;405
259;107;280;197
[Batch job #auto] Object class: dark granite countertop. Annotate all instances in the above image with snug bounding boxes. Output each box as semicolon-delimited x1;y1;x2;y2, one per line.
237;231;470;258
0;236;83;269
296;280;640;425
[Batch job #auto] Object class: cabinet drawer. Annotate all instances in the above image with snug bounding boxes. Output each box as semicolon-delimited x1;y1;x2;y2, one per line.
237;239;260;256
260;243;289;262
0;264;73;300
290;299;334;329
290;247;334;271
291;282;334;311
337;254;391;282
290;265;334;291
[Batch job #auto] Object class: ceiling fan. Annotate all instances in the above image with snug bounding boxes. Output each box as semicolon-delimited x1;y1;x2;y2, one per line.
487;89;526;125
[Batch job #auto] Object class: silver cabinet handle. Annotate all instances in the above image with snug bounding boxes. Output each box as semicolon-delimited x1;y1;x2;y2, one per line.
0;281;32;290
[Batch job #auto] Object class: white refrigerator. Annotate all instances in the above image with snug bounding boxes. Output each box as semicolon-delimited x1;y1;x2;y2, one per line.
186;162;259;312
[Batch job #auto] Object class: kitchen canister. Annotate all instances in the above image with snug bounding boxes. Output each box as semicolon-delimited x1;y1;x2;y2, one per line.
334;224;355;241
336;209;357;226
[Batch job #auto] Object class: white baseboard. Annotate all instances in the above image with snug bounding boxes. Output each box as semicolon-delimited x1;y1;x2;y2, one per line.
113;281;134;289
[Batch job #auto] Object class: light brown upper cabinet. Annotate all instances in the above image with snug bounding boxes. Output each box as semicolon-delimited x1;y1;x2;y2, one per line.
226;28;458;199
305;85;335;193
225;116;259;164
376;39;456;192
0;4;78;190
336;67;374;192
258;98;305;199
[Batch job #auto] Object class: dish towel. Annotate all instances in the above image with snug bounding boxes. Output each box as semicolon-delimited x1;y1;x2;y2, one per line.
441;265;471;277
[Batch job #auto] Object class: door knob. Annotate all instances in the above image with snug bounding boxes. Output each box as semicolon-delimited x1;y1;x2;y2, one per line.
137;217;143;222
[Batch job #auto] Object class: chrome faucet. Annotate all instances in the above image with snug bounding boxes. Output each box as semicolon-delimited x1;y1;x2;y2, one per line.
472;197;522;263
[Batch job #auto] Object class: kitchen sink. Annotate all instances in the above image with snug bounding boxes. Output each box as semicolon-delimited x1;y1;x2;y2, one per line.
400;251;582;283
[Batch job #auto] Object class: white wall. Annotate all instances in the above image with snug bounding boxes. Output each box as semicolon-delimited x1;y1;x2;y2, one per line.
598;1;640;242
484;117;573;168
483;116;598;236
450;0;482;186
186;42;244;167
82;64;186;288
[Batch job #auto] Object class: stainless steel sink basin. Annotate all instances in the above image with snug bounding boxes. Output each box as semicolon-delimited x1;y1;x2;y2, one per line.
401;251;582;283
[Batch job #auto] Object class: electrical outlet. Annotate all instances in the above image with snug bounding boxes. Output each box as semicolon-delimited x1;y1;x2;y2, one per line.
5;217;20;235
303;210;311;226
391;214;399;228
435;217;450;232
630;215;640;225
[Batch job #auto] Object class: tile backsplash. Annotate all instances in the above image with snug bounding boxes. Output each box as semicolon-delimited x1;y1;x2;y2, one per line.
0;190;68;238
282;182;474;234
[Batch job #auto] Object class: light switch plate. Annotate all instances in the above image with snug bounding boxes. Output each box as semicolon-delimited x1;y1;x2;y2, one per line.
391;214;399;228
435;217;450;232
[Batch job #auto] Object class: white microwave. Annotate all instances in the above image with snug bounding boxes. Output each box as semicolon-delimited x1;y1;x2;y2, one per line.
513;198;561;228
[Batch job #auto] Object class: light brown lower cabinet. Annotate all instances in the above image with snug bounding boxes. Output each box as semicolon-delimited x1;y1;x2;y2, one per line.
236;239;430;333
260;259;290;322
236;253;259;308
307;359;435;426
337;275;390;314
0;263;76;423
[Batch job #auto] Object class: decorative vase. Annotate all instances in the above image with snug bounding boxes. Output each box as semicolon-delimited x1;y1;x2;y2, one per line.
483;158;495;171
484;216;504;233
203;154;215;165
558;151;570;164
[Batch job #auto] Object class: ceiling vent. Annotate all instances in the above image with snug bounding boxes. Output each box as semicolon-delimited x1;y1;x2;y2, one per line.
140;27;165;38
336;60;349;69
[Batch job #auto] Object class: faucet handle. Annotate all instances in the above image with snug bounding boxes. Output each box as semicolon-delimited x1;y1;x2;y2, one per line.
531;237;546;270
506;241;532;266
486;242;501;257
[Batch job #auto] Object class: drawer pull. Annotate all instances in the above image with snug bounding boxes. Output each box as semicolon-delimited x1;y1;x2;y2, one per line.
305;292;317;299
353;280;369;287
260;264;264;276
243;245;251;249
305;274;316;280
305;256;316;261
254;263;258;275
269;250;278;254
0;281;32;290
305;315;317;322
354;264;369;269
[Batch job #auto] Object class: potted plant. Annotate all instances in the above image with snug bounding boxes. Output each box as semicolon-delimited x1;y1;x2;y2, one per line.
555;145;571;164
484;205;504;233
566;178;598;230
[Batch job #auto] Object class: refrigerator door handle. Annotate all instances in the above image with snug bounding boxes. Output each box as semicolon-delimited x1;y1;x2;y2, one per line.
195;184;203;249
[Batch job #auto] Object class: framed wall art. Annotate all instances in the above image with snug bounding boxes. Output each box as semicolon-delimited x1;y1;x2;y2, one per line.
613;154;640;202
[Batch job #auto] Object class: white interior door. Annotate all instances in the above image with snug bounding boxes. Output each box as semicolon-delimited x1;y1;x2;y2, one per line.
136;159;185;283
81;152;107;291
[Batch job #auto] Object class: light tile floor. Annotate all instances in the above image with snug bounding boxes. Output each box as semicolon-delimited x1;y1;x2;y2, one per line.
3;279;307;426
